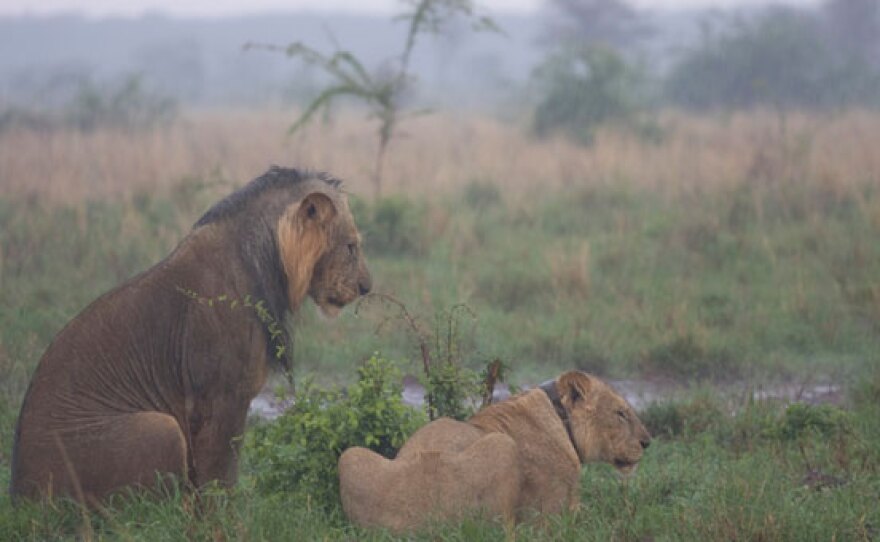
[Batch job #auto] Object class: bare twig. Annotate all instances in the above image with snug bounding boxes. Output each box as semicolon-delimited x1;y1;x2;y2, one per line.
356;292;436;416
480;358;504;409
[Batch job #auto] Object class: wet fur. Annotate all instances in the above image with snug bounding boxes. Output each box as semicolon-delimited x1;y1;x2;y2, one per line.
11;167;371;503
339;371;650;531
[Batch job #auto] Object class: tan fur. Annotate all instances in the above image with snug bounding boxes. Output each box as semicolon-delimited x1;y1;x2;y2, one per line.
339;371;650;531
277;193;336;308
340;433;522;532
11;168;371;502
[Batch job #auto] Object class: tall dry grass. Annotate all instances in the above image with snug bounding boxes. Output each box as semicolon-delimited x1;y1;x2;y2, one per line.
1;108;879;203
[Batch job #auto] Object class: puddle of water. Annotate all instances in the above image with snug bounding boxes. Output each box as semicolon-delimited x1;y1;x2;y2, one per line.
248;394;294;421
248;376;844;421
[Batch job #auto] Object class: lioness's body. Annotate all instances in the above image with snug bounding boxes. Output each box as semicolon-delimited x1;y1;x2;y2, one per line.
397;391;582;515
339;433;522;532
12;168;371;501
339;371;651;531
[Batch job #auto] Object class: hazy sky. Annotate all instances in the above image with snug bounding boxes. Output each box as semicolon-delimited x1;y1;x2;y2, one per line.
2;0;821;18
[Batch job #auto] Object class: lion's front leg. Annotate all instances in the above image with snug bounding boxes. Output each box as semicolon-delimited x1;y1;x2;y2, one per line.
187;398;250;488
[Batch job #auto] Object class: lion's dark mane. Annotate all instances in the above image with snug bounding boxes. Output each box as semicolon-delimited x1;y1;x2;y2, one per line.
194;166;343;368
194;166;341;228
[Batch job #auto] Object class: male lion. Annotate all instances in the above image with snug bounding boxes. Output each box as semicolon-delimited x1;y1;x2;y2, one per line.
338;371;650;531
11;166;371;502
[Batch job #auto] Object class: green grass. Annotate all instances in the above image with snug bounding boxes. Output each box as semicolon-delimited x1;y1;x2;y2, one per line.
1;174;879;539
1;397;878;540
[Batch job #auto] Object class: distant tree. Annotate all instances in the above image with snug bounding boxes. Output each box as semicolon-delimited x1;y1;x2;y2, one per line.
67;74;177;132
247;0;499;198
665;6;880;111
822;0;880;68
531;44;647;145
531;0;655;146
543;0;653;54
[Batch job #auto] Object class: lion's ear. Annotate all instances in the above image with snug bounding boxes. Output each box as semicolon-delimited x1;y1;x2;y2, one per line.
297;192;337;227
558;371;592;409
277;192;338;310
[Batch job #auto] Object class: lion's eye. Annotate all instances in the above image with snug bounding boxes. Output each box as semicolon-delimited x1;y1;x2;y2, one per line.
347;243;357;256
616;410;627;421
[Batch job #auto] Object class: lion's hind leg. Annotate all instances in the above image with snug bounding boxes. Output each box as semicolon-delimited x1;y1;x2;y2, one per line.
23;411;188;503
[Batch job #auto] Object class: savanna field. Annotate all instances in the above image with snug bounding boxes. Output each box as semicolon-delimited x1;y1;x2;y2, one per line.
1;108;879;540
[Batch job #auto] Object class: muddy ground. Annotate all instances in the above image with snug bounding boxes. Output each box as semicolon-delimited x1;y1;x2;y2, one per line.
248;375;844;421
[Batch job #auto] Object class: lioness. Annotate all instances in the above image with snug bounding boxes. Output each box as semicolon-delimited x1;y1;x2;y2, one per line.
11;167;371;502
338;371;650;531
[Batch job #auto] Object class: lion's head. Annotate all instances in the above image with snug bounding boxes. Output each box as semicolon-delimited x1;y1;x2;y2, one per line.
275;181;371;318
555;371;650;475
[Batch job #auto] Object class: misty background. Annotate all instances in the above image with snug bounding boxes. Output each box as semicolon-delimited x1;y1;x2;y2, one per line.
2;0;877;132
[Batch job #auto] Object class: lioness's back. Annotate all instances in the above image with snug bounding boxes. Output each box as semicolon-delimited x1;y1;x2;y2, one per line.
395;417;483;459
339;433;520;532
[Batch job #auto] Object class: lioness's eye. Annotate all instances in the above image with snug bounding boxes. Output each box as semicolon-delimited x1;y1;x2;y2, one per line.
347;243;357;256
616;410;627;421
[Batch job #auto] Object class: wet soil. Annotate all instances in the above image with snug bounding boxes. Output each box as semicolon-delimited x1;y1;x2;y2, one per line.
248;374;844;420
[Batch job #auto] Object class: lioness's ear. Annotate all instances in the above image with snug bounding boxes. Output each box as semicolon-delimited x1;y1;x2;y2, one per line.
297;192;337;227
558;371;592;409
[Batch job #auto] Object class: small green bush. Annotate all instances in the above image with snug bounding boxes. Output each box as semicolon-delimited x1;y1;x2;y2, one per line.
476;262;547;311
640;394;725;439
423;361;481;421
462;180;502;211
641;334;741;381
421;305;486;421
349;195;427;256
850;362;880;408
772;402;853;442
723;399;780;453
245;354;425;510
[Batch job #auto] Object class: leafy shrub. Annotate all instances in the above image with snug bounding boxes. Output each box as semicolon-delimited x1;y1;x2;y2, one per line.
766;403;855;469
349;195;427;256
723;399;780;453
531;44;646;145
476;261;547;311
643;394;854;454
462;180;502;211
245;354;425;510
423;361;481;421
422;304;485;421
355;296;504;422
850;362;880;408
640;394;725;439
772;402;852;441
641;334;740;381
518;325;610;375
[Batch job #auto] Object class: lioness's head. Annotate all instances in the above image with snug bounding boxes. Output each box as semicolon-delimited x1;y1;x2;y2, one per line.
275;177;371;318
554;371;650;475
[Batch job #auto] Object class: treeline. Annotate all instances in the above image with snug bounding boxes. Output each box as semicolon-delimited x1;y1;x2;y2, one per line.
532;0;880;143
2;1;878;139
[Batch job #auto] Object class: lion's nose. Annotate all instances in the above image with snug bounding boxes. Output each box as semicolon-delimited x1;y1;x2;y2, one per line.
640;437;651;450
358;278;371;296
